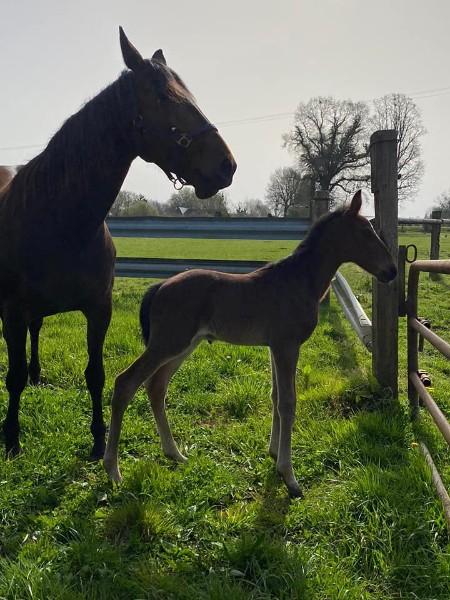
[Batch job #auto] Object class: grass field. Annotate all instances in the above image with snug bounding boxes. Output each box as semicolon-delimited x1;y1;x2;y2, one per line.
0;229;449;599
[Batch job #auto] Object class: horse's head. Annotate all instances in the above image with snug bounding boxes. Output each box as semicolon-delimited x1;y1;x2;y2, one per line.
119;27;236;199
339;191;397;283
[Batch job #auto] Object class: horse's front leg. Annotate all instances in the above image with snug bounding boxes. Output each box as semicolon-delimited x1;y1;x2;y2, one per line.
28;317;43;385
2;306;28;456
271;342;302;498
83;301;112;460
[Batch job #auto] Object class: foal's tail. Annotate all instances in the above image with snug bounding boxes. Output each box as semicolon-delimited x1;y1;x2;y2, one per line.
139;283;163;346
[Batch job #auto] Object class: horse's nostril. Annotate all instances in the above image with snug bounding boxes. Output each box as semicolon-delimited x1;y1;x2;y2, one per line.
220;157;235;180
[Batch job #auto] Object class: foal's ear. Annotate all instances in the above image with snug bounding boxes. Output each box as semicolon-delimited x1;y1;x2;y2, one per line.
119;27;145;72
348;190;362;215
152;49;167;65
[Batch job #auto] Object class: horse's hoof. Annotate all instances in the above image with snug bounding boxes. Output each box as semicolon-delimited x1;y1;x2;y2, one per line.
89;442;106;462
5;442;21;459
28;373;41;386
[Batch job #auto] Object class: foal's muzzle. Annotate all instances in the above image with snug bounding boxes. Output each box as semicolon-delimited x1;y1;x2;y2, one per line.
377;265;397;283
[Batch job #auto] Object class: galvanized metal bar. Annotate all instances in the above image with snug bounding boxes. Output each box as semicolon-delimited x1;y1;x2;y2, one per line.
409;318;450;360
409;371;450;447
419;442;450;529
331;272;372;351
115;257;267;279
107;216;310;241
398;217;449;225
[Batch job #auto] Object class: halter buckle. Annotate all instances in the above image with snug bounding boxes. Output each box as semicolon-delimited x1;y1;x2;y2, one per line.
176;134;192;148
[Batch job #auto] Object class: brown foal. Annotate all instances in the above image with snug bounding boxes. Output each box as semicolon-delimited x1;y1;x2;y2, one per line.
104;191;397;497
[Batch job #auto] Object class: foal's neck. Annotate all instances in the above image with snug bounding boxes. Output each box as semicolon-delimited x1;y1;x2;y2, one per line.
291;223;343;301
16;73;137;239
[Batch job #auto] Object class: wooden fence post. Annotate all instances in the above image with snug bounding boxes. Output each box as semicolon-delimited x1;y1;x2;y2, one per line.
314;190;331;305
430;209;442;280
370;130;399;397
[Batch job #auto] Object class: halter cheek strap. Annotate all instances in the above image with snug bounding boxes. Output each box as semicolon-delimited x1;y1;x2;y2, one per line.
132;114;218;190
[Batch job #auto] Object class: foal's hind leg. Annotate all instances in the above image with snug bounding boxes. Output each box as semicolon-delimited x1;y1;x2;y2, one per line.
28;317;43;385
145;346;197;463
268;350;280;461
83;302;112;460
271;343;302;498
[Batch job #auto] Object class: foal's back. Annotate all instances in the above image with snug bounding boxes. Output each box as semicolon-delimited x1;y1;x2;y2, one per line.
147;259;318;347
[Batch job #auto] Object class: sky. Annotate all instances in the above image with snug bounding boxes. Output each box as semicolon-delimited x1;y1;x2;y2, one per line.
1;0;450;217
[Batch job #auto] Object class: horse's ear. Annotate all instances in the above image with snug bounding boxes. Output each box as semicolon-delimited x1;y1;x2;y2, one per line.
348;190;362;215
119;27;145;72
152;49;167;65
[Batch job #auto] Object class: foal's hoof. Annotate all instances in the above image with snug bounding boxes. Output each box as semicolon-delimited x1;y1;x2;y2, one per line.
287;484;304;499
103;458;122;483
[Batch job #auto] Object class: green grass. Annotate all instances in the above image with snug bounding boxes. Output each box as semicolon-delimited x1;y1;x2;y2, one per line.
0;230;449;599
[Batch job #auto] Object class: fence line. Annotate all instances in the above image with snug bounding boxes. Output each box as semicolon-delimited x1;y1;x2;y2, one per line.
107;216;310;241
331;272;372;351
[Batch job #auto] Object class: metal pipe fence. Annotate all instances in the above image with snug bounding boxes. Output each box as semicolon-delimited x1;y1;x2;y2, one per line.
406;259;450;526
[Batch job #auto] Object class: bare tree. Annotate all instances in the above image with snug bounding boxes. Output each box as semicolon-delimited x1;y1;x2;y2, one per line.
370;93;425;202
284;97;370;198
428;189;450;217
265;167;311;217
234;198;270;217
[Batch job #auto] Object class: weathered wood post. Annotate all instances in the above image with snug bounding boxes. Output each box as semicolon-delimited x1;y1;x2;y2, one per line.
370;130;399;397
314;189;331;305
430;209;442;280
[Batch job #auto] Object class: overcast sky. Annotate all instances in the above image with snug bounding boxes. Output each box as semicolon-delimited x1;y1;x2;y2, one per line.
1;0;450;216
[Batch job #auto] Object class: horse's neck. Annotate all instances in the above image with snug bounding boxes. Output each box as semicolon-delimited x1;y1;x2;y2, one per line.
16;75;137;239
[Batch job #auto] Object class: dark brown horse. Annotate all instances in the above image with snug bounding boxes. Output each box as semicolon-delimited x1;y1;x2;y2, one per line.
104;191;396;497
0;28;236;458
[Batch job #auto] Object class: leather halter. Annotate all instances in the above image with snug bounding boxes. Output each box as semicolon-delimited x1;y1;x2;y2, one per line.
132;113;218;190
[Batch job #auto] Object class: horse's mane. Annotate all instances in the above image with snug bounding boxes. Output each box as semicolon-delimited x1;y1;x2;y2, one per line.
8;70;138;206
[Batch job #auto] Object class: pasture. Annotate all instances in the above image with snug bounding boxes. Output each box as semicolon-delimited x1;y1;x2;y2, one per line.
0;230;449;599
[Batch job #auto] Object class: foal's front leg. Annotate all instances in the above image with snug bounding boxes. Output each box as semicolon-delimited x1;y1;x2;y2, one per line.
271;343;302;498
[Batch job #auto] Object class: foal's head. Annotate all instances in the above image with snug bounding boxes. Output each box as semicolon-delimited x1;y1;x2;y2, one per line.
119;28;236;199
333;191;397;282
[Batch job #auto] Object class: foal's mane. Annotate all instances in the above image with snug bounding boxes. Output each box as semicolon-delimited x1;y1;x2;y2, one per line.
294;209;347;255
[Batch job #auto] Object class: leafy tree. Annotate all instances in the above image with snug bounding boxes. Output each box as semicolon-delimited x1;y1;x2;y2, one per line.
284;97;370;197
168;188;230;216
265;167;312;217
110;190;160;216
370;93;425;202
